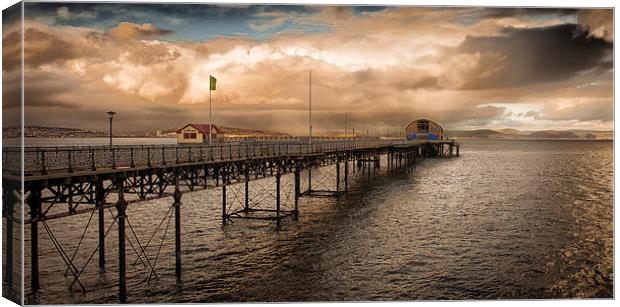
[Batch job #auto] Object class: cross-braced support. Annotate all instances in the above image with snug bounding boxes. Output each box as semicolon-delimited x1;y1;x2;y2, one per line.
300;156;349;197
222;162;296;224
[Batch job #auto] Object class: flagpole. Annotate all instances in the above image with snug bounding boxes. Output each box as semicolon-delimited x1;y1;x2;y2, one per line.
209;84;212;145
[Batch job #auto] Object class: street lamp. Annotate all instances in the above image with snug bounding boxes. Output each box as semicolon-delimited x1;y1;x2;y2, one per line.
106;111;116;147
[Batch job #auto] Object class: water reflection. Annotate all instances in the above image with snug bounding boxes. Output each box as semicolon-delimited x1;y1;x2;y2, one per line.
24;140;613;303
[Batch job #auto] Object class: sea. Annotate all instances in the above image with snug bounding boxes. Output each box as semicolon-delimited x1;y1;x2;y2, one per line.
10;139;613;303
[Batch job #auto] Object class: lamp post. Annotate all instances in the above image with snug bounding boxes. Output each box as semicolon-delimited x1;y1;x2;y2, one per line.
107;111;116;147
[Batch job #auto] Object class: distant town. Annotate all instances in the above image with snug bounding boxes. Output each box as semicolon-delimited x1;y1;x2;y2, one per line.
1;125;613;140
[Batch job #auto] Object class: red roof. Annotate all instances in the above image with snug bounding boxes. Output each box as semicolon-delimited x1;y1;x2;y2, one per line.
176;123;219;134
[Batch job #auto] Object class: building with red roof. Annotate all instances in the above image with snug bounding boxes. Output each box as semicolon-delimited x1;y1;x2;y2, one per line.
176;123;220;144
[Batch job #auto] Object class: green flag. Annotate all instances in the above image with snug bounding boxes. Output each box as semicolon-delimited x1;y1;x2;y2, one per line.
210;75;217;91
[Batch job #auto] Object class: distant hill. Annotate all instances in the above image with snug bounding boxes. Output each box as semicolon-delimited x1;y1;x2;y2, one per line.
526;130;578;139
447;129;611;140
448;129;508;139
3;125;611;140
3;125;108;138
216;125;290;137
498;128;523;135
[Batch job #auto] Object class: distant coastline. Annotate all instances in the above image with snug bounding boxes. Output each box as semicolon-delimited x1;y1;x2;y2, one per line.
1;125;613;140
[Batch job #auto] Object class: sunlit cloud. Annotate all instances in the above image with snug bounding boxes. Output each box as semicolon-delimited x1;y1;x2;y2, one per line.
3;3;612;134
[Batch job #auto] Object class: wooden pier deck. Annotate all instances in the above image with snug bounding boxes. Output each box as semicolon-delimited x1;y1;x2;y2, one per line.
2;138;459;303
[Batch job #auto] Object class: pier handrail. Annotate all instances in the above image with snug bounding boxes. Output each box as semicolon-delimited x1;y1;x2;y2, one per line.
3;139;455;176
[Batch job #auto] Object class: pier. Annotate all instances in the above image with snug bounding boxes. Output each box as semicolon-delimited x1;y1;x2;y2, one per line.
2;138;459;303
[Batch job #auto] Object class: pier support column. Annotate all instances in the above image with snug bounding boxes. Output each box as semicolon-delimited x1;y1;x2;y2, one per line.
456;145;460;157
96;180;105;271
307;167;312;192
336;160;340;193
222;184;227;224
173;173;182;283
244;167;250;213
344;159;349;192
275;172;281;228
115;177;127;303
28;185;42;292
294;166;300;216
139;175;146;200
3;185;16;288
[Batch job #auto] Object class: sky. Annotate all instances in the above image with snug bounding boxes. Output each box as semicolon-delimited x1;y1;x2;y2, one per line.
2;2;614;134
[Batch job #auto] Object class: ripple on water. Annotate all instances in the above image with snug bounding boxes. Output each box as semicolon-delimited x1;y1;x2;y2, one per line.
22;140;613;303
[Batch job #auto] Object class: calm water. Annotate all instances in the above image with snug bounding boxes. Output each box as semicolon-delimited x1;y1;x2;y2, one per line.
24;140;613;303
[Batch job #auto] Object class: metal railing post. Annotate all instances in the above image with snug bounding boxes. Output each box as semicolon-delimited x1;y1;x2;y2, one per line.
130;148;135;168
147;147;152;167
90;147;96;171
68;149;73;173
41;149;47;174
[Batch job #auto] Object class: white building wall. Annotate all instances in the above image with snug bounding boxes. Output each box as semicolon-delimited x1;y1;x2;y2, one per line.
177;126;205;144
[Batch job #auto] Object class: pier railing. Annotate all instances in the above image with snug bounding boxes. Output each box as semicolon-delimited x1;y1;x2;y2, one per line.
3;139;425;176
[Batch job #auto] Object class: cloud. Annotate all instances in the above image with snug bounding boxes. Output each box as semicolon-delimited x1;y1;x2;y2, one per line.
106;22;173;42
56;7;69;19
9;6;614;134
538;98;613;122
449;24;612;89
577;9;613;42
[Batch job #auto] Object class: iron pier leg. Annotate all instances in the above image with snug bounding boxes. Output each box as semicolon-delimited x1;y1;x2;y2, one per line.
375;157;378;175
115;178;127;303
344;159;349;192
244;168;250;213
3;186;15;288
222;185;227;224
173;174;182;283
294;166;300;216
139;175;145;200
28;186;42;292
456;145;460;157
336;160;340;193
308;167;312;192
97;180;106;271
276;172;281;228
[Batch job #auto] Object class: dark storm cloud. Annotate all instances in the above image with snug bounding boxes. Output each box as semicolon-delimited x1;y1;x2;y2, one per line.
2;73;77;111
2;28;20;72
479;7;578;18
2;2;21;27
24;2;318;28
23;27;92;66
20;71;82;109
454;23;612;89
576;9;613;42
